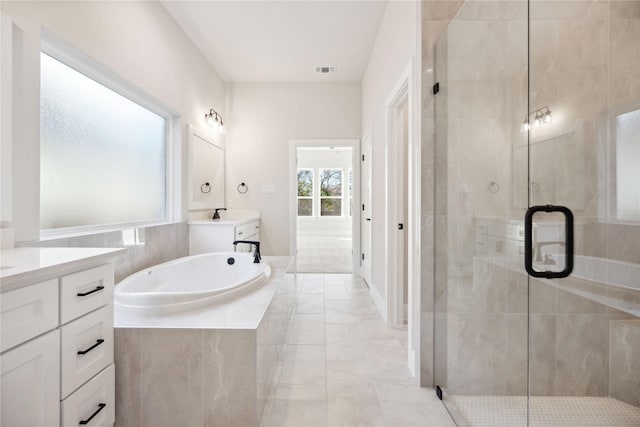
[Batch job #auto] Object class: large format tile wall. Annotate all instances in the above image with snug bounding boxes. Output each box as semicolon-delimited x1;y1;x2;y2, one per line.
115;271;296;427
22;223;189;283
421;0;640;402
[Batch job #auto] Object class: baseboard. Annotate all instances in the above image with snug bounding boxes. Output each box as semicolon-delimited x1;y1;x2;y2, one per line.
369;283;387;322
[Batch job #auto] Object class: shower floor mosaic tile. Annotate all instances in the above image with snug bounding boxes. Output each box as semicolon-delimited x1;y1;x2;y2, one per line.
450;395;640;427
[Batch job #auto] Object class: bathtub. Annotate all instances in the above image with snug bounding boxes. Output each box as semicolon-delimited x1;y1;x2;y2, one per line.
115;252;271;313
114;255;295;427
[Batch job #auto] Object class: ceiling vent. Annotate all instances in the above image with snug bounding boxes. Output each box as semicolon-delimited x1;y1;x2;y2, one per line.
315;66;337;74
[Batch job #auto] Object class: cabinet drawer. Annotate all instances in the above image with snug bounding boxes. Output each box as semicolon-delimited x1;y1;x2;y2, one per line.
1;279;58;352
61;305;114;398
60;264;113;324
1;330;60;427
234;223;249;240
61;364;114;427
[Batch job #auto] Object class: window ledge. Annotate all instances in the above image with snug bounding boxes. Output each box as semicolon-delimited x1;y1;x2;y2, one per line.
39;220;177;241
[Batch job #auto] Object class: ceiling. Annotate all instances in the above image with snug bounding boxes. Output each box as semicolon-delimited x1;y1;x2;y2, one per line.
161;1;389;82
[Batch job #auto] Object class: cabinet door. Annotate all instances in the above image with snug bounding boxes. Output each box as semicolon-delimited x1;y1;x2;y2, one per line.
0;329;60;427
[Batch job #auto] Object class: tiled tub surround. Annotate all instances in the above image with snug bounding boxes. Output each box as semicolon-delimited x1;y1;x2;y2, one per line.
114;256;295;427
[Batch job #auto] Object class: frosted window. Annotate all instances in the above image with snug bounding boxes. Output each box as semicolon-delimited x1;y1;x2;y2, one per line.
40;53;166;230
616;110;640;222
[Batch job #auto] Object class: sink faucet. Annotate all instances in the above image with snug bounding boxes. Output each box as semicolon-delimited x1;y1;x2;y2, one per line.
534;241;564;262
212;208;227;220
232;240;261;263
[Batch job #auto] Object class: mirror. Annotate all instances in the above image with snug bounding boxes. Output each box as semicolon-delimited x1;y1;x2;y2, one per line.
188;124;224;210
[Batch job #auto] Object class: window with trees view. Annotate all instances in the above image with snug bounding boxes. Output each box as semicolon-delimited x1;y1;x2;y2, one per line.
297;169;313;216
320;169;342;216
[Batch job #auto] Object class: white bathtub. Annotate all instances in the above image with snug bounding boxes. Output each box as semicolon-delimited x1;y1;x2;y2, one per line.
115;252;271;312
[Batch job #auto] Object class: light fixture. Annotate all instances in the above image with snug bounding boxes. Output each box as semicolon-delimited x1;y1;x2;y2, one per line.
522;106;552;132
204;108;225;134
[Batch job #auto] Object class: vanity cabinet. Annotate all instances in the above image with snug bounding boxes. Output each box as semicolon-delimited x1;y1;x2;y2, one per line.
189;219;260;255
0;248;123;427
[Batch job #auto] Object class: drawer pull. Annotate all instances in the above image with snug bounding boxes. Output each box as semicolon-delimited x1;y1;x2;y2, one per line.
77;286;104;297
77;339;105;355
79;403;106;425
238;231;243;235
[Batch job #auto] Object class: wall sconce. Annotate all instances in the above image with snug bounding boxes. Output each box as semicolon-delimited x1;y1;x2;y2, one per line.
205;108;225;134
522;106;552;132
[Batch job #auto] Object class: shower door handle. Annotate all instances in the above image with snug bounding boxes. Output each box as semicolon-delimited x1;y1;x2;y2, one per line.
524;204;574;279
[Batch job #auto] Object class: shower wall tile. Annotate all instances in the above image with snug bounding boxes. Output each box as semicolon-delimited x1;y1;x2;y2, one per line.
610;1;640;19
607;224;640;264
609;5;640;108
448;313;508;394
609;320;640;407
557;283;608;314
421;311;435;386
505;314;527;395
555;314;609;396
529;314;557;396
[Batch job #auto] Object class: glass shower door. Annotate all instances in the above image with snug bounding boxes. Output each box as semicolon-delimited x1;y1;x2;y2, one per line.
431;0;530;425
527;0;640;424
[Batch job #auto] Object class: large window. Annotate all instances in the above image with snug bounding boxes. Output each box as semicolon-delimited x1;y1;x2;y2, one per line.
297;169;314;216
320;168;342;216
40;51;169;232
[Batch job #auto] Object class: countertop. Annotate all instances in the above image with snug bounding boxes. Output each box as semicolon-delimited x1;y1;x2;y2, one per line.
0;247;126;292
188;216;260;227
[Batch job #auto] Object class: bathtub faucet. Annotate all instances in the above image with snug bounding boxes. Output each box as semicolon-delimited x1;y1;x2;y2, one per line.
232;240;261;263
534;241;564;262
212;208;227;220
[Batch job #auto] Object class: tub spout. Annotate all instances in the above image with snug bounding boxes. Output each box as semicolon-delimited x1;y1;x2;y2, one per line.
233;240;261;263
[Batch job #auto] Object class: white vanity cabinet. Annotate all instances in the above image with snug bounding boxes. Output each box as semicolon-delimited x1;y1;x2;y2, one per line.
0;247;124;427
189;218;260;255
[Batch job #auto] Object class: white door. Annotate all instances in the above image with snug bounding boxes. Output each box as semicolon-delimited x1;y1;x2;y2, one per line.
361;131;372;285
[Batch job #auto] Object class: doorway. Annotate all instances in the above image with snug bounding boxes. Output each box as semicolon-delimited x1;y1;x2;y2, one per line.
289;140;360;274
385;60;420;376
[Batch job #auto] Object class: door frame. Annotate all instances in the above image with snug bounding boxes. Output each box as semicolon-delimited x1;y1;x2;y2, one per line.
360;128;373;286
288;139;361;275
385;59;420;376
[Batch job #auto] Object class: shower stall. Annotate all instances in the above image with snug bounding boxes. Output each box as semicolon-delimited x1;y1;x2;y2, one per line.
423;0;640;425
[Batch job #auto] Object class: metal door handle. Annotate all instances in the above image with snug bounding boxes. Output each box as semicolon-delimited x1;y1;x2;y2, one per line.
524;204;573;279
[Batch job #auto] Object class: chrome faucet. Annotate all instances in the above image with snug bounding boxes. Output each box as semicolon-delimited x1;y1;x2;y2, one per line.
212;207;227;220
534;241;564;262
232;240;261;263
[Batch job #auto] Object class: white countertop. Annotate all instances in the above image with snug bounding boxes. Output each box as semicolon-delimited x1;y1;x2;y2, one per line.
0;247;126;292
188;216;259;227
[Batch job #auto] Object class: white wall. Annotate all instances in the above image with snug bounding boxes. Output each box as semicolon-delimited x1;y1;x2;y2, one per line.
361;1;419;299
0;1;225;243
224;82;361;255
297;148;353;237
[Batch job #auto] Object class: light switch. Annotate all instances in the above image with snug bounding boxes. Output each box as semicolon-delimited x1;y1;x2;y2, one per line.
261;185;275;194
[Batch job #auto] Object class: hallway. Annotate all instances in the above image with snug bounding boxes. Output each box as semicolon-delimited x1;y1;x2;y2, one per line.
260;273;454;427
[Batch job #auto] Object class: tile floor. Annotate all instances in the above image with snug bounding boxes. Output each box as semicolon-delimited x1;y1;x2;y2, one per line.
260;273;455;427
296;236;352;273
